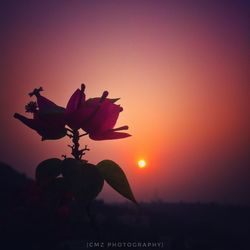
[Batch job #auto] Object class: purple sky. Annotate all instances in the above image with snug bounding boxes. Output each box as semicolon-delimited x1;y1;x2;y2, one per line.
1;0;249;204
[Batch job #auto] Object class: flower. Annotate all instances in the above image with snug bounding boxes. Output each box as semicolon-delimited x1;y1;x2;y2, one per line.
14;88;67;140
65;84;131;140
14;85;131;141
64;84;86;130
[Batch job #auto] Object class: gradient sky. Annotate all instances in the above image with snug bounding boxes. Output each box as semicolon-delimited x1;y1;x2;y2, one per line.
1;0;249;204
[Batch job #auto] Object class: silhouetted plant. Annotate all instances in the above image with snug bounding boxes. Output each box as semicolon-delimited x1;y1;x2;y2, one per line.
14;85;136;215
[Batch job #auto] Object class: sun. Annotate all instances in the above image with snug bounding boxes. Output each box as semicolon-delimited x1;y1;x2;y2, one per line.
138;159;146;168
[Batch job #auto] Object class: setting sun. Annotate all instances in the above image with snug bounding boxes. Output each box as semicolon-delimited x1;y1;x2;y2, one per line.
138;159;146;168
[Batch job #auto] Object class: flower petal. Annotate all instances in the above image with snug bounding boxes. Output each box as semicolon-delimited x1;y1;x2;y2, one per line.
36;95;65;114
65;86;87;129
14;113;67;140
98;101;122;132
14;113;38;130
66;97;101;130
82;99;122;134
40;126;67;140
89;130;131;140
66;105;96;130
66;85;86;114
66;89;81;114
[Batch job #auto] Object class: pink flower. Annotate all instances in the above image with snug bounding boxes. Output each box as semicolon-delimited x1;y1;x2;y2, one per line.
64;84;86;130
14;85;131;141
65;84;131;140
14;88;67;140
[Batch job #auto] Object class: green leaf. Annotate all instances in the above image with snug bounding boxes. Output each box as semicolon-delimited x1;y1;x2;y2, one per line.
36;158;62;187
62;159;104;203
97;160;137;204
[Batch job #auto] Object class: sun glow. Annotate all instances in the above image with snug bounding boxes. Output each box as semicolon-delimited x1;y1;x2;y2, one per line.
138;159;146;168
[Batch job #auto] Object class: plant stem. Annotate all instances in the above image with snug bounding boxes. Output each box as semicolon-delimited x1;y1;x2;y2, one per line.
71;129;81;160
69;129;89;160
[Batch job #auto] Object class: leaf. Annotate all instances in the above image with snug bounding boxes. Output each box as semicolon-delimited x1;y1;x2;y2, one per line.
61;158;82;181
36;158;62;187
76;163;104;203
43;177;68;206
97;160;137;204
62;159;104;203
61;158;83;194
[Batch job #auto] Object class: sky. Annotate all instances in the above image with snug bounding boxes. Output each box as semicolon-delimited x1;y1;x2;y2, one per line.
1;0;249;204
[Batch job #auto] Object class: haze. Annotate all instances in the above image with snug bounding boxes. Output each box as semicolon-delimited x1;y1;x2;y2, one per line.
1;0;249;204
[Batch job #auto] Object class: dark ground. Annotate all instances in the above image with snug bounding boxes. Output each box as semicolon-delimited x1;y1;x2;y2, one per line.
0;162;249;250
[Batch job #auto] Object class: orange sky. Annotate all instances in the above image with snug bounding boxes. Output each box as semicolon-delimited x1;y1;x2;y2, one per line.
1;1;249;204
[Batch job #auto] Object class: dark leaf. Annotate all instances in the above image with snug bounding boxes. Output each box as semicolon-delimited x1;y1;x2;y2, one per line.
62;159;104;203
43;177;68;206
97;160;137;203
36;158;62;187
61;158;82;181
76;163;104;203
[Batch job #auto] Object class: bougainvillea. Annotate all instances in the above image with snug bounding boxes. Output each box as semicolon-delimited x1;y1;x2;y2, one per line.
14;85;136;209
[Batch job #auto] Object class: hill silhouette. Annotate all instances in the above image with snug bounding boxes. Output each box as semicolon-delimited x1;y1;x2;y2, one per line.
0;162;249;250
